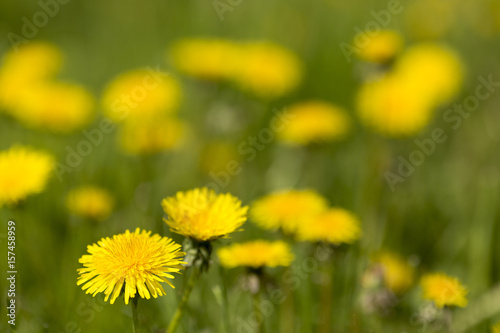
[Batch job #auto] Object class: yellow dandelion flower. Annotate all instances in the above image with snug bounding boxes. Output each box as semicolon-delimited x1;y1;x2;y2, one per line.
355;30;403;63
161;187;248;242
0;146;54;206
77;228;185;305
296;208;361;245
373;252;415;294
395;43;464;105
492;322;500;333
13;82;94;133
102;69;181;122
278;101;350;145
218;240;294;269
251;189;328;234
356;73;434;136
169;38;240;80
66;186;114;220
421;272;468;308
0;41;63;110
233;42;302;98
119;116;185;155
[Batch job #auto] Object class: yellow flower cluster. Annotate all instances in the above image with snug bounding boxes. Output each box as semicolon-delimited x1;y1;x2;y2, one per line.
66;186;115;220
251;189;361;245
278;100;351;146
0;145;54;206
357;43;463;136
162;187;248;241
420;272;468;308
0;42;94;133
218;240;294;269
77;228;185;304
169;39;302;98
101;68;185;155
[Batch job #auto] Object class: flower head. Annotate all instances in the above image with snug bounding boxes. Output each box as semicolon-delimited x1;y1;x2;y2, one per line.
161;188;248;242
420;272;468;308
102;69;181;122
218;240;294;269
296;208;361;245
372;252;415;294
0;146;54;206
233;42;302;98
0;41;62;111
278;101;350;145
13;82;94;133
66;186;115;220
492;322;500;333
251;189;328;234
355;30;403;63
169;38;240;80
77;228;185;305
356;73;434;136
395;43;464;105
119;116;185;155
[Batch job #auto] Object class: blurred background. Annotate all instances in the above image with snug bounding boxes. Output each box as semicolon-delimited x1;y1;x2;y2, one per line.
0;0;500;332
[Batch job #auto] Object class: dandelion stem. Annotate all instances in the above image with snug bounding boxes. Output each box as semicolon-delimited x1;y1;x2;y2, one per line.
252;279;265;333
166;264;201;333
131;297;140;333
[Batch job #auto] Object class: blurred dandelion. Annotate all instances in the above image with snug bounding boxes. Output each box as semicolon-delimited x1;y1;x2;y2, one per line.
354;30;403;63
102;68;181;122
13;82;94;133
421;272;468;308
66;186;114;220
278;100;350;146
251;189;328;234
218;240;294;269
296;207;361;245
372;251;415;295
0;145;54;207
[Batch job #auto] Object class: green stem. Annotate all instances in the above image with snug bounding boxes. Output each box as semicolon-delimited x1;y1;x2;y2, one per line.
166;264;201;333
252;283;264;333
131;297;139;333
318;260;333;333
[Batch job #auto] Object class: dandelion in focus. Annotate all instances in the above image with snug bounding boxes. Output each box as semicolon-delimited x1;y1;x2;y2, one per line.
77;228;185;304
162;187;248;242
250;189;328;234
13;82;94;133
218;240;294;269
102;69;181;122
0;145;54;206
66;186;114;220
355;30;403;63
119;116;185;155
420;272;468;308
278;100;350;145
296;207;361;245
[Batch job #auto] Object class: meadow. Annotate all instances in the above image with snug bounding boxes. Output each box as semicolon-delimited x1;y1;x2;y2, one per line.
1;0;500;332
